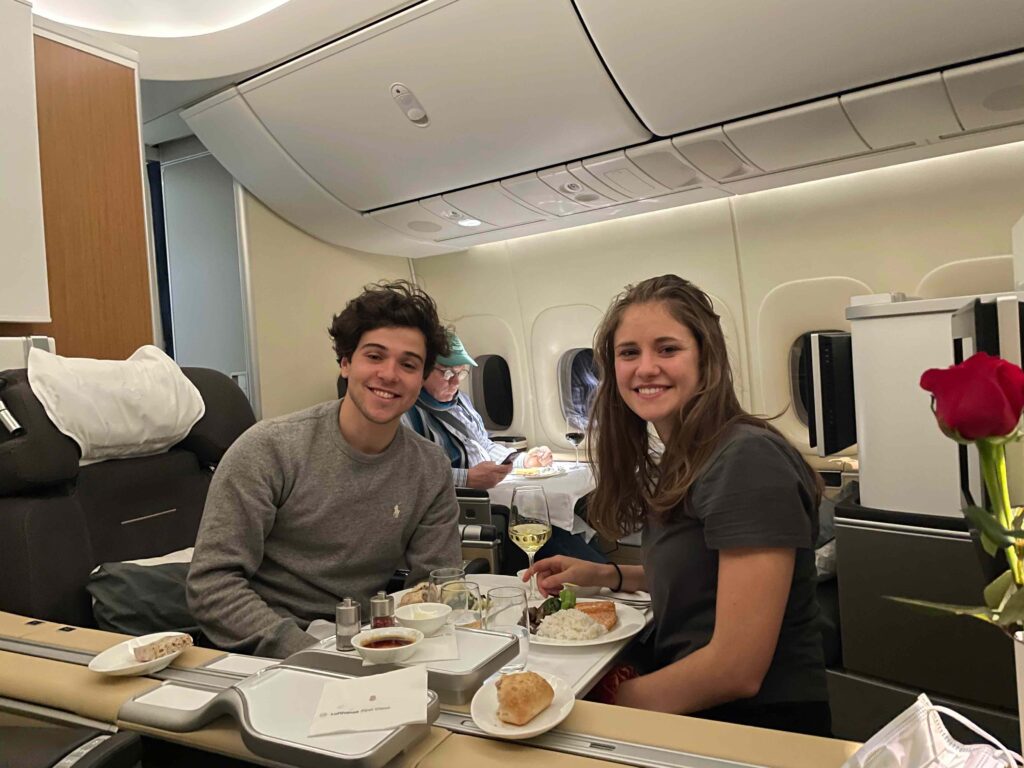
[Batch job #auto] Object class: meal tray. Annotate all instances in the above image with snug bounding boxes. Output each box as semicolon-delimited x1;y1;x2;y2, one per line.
118;665;440;768
286;627;518;704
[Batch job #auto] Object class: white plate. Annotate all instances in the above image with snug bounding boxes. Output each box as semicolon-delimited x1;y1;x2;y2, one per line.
470;671;574;739
509;466;566;479
88;631;190;676
530;600;646;647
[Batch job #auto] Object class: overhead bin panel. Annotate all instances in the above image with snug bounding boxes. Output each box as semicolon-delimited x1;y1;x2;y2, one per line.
370;199;499;241
582;152;669;200
237;0;649;212
538;167;618;209
944;52;1024;132
724;99;870;173
442;184;545;228
841;74;963;149
626;141;703;191
672;128;762;182
501;174;589;217
575;0;1024;136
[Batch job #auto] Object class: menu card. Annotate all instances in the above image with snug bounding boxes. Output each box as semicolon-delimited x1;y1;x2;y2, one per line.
308;666;427;736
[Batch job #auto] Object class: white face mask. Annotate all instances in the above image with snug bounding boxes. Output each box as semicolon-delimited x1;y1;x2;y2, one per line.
843;694;1023;768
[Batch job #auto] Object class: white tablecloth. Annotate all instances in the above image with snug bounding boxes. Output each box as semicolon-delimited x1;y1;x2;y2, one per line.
487;461;594;532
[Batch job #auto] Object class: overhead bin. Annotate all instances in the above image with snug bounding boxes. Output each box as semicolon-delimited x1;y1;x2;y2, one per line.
233;0;649;212
723;99;870;173
574;0;1024;136
841;74;963;149
671;128;762;183
944;52;1024;132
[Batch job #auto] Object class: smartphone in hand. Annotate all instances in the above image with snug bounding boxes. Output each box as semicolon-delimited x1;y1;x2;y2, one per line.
501;450;525;465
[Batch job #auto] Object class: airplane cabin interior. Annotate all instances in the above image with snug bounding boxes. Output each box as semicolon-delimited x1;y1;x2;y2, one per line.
3;2;1024;767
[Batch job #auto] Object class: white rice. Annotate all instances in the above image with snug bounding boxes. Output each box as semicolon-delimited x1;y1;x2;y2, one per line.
535;608;607;640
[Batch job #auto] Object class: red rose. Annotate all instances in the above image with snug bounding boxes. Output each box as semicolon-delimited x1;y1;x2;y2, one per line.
920;352;1024;440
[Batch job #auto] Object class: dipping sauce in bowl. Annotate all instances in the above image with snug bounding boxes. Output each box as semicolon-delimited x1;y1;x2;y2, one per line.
362;636;414;649
351;627;423;663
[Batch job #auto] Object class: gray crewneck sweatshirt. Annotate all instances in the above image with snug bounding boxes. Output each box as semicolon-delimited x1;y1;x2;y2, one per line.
187;400;461;658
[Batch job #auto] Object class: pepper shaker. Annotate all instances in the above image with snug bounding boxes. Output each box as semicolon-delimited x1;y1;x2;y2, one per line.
336;597;361;650
370;591;397;629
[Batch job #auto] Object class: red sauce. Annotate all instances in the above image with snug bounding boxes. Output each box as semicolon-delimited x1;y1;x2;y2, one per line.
362;637;412;649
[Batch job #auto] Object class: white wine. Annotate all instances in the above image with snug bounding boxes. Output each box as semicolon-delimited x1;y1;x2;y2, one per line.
509;523;552;554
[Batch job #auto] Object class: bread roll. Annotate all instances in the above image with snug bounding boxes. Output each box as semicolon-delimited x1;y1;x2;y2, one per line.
399;583;429;606
132;634;192;662
575;601;617;631
496;671;554;726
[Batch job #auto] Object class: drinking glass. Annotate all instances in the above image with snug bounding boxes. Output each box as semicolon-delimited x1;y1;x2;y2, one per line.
486;586;529;673
440;581;483;629
509;485;552;600
565;414;586;468
428;566;466;602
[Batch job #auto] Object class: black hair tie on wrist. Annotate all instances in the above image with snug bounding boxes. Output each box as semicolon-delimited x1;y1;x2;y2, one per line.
610;562;623;593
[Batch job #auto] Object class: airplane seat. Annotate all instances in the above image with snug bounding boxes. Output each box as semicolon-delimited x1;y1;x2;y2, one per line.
0;366;255;628
0;725;142;768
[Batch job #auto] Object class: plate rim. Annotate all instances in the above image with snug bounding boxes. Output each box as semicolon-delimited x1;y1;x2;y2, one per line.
529;599;645;647
470;671;574;739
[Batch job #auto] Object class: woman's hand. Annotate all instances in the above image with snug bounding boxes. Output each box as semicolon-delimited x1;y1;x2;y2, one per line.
523;556;615;596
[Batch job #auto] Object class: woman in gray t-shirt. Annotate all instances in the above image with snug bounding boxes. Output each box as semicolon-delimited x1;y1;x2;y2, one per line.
526;274;830;736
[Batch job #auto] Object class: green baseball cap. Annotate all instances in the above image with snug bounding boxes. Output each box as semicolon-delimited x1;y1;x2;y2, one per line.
435;331;477;367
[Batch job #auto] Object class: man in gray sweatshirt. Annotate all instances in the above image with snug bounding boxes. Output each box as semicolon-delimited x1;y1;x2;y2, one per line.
187;281;461;658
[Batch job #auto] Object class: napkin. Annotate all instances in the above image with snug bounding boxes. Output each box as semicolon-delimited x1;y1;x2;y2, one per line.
308;665;427;736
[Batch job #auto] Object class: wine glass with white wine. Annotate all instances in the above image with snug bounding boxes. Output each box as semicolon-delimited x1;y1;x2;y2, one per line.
509;485;552;600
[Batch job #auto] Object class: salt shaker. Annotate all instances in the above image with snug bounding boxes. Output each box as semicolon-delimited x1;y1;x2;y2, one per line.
335;597;361;650
370;591;397;629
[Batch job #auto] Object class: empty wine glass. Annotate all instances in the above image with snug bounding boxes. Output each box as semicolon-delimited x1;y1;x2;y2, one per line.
565;414;586;468
510;485;552;600
440;581;483;629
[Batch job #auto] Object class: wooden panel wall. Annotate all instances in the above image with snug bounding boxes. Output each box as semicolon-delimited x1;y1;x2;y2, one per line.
0;36;153;359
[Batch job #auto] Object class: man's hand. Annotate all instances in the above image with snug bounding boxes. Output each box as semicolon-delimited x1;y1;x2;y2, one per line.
467;461;512;489
524;446;554;467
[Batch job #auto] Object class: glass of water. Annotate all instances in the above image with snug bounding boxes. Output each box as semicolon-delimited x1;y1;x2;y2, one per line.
486;586;530;673
440;581;483;629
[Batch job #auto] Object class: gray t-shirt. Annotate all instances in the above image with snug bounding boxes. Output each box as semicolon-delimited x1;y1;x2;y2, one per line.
641;423;828;706
187;400;461;658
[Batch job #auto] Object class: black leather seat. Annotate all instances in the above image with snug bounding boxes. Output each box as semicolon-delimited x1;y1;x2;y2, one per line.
0;726;141;768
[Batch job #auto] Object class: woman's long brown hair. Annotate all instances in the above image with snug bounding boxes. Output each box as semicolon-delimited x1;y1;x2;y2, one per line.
586;274;821;540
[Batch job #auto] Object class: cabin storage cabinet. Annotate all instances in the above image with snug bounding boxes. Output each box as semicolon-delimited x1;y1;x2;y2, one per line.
0;0;49;323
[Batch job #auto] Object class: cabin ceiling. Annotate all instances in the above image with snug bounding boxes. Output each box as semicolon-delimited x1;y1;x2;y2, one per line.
66;0;1024;258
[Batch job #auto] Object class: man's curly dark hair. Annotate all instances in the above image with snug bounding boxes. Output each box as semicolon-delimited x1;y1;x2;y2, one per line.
328;280;449;376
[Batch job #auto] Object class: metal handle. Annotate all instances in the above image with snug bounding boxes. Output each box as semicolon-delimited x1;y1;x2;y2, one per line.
0;397;23;436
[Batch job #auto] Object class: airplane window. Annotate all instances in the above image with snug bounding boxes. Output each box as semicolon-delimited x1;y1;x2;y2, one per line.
789;330;842;426
559;348;598;432
471;354;513;431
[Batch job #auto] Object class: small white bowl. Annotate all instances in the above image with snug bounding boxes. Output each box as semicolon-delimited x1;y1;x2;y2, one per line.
395;602;452;637
351;627;423;664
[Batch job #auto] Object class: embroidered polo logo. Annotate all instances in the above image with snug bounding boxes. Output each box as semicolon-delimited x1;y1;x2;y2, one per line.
393;504;401;519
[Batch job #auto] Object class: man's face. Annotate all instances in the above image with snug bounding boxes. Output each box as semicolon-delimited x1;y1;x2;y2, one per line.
423;364;468;403
339;326;427;426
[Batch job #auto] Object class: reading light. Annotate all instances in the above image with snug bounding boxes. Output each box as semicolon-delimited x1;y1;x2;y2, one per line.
456;218;482;228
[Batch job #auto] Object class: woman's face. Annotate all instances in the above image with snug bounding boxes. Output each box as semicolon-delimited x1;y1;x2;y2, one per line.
613;301;701;440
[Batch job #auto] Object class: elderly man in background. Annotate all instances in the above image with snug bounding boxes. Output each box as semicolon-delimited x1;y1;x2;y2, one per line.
403;331;553;489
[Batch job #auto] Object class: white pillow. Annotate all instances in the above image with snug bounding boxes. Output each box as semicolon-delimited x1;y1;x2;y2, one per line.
27;345;205;465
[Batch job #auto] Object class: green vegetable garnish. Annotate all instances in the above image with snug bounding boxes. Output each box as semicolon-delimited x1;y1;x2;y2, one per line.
559;586;577;610
539;596;561;616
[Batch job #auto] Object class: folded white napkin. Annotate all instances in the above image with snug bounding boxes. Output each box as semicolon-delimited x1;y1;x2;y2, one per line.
308;665;427;736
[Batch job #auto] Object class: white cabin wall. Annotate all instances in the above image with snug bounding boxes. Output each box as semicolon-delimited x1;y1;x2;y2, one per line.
240;192;410;418
736;141;1024;452
416;142;1024;457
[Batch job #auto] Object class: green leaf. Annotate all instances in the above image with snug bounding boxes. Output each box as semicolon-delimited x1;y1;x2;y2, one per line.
984;571;1015;609
963;505;1024;554
997;587;1024;626
887;596;997;624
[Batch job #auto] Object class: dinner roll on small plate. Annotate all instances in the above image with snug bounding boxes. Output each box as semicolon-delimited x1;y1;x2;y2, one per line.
470;671;574;739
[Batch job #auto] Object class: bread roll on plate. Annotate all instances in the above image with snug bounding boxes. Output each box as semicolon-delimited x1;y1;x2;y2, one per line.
131;633;192;662
399;583;429;606
496;671;554;726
